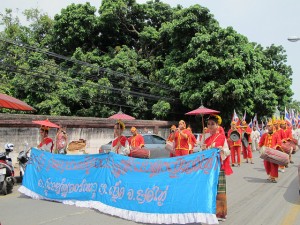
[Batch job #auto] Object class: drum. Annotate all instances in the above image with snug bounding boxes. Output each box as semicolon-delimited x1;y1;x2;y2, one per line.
260;146;289;166
291;138;299;154
241;132;249;147
298;164;300;195
230;130;240;142
165;141;175;155
130;147;150;159
281;141;294;154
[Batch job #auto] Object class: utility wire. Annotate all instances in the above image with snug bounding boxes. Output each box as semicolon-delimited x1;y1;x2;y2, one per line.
0;37;177;92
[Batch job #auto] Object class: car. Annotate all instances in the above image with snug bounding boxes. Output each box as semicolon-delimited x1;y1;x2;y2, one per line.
99;134;169;159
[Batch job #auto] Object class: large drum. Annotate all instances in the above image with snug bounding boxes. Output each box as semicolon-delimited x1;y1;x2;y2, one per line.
165;141;175;155
291;138;299;154
281;141;295;154
260;146;289;166
298;164;300;195
130;147;150;159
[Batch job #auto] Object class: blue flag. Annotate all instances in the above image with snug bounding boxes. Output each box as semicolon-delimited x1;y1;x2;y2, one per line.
19;148;220;224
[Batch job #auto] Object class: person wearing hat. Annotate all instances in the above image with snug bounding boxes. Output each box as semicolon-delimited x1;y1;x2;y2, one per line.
258;121;282;183
171;120;192;156
167;125;177;157
128;126;145;153
38;125;54;153
111;120;130;155
279;119;294;167
227;121;242;167
202;114;232;221
240;120;254;164
273;120;285;172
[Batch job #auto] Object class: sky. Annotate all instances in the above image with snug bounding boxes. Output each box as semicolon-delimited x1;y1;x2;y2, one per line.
2;0;300;101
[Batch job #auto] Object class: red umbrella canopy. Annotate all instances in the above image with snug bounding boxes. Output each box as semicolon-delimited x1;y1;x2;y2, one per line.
108;110;135;120
0;93;35;111
185;105;220;115
32;119;60;128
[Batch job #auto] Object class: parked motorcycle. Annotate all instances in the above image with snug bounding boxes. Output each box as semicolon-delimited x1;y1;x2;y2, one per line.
17;142;30;181
0;143;15;195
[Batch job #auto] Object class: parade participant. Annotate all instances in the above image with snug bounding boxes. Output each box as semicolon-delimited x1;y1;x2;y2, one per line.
292;124;300;146
273;120;285;172
240;121;254;164
280;120;294;165
38;125;54;153
128;127;145;149
187;125;197;154
258;121;282;183
172;120;191;156
202;114;233;221
167;125;177;157
111;120;130;155
227;121;242;167
55;126;68;154
250;126;260;152
273;120;284;139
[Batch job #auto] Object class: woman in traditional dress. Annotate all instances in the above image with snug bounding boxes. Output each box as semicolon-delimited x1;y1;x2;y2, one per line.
38;125;54;153
202;114;233;222
172;120;192;156
55;126;68;154
111;120;130;155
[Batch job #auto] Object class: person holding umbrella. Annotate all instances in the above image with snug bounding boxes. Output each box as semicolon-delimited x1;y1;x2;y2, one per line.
38;125;54;153
111;120;130;155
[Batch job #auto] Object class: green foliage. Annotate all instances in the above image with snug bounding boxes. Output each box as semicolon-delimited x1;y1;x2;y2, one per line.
152;100;171;119
0;1;295;125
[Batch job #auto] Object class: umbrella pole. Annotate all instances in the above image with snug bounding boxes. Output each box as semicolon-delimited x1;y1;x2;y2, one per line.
202;115;206;142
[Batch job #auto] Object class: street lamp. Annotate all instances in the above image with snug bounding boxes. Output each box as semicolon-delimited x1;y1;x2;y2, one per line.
288;36;300;42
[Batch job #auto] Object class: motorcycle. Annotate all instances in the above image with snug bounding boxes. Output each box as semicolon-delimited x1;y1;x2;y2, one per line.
17;142;30;181
0;143;15;195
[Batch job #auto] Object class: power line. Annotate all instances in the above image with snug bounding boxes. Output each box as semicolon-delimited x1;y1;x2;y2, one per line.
0;37;177;92
0;60;175;102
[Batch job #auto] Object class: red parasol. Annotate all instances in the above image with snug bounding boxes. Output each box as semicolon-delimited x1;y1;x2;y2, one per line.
108;110;135;120
185;105;220;116
0;93;35;111
185;105;220;132
32;119;60;128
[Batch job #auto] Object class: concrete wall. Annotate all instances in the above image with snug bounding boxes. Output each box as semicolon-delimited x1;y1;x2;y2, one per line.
0;113;174;166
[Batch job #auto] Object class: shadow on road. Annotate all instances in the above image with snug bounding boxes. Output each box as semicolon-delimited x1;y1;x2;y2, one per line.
283;176;300;205
243;176;269;183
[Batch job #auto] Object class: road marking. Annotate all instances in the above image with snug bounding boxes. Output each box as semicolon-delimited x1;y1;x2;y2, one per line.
280;199;300;225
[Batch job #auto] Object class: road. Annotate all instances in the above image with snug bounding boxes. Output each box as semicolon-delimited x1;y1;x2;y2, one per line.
0;151;300;225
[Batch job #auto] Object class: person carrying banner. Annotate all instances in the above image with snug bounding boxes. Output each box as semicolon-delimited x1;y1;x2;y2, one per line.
38;125;54;153
167;125;177;157
202;114;233;221
171;120;191;156
111;120;130;155
227;121;242;167
240;121;254;164
55;126;68;154
258;121;282;183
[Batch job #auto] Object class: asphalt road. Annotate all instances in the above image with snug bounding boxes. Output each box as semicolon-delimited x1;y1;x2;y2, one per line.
0;150;300;225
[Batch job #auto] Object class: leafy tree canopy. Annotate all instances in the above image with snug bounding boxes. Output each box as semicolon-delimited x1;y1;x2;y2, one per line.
0;0;295;128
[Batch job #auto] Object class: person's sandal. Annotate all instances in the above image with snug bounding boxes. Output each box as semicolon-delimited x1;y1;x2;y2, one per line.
271;179;277;183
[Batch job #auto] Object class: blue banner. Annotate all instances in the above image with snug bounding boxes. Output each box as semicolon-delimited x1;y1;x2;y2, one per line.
19;148;220;224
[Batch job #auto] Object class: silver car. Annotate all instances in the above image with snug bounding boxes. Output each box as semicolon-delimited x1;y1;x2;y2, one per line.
99;134;169;159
